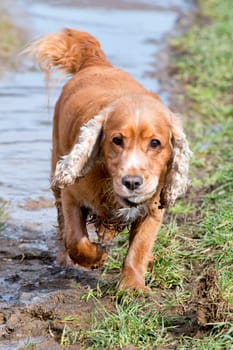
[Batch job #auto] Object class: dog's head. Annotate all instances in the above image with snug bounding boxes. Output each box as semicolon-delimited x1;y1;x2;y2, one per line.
53;95;191;208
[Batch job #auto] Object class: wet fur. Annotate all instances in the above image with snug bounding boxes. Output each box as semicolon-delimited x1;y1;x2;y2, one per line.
28;28;191;291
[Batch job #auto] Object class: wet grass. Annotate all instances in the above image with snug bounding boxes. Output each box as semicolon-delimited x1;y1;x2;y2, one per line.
0;202;6;231
60;294;174;349
169;0;233;306
27;0;233;348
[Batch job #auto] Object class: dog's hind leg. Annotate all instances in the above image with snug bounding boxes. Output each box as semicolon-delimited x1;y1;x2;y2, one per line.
51;185;68;265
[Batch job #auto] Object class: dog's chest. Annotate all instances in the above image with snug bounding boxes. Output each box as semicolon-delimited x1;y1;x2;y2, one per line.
88;203;148;232
115;206;147;223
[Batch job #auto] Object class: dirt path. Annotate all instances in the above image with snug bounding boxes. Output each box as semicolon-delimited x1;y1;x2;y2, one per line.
0;1;191;348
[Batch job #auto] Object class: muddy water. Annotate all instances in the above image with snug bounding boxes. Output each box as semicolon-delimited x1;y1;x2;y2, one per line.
0;0;189;331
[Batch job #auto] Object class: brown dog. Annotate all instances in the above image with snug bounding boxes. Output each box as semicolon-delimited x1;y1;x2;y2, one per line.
29;28;191;291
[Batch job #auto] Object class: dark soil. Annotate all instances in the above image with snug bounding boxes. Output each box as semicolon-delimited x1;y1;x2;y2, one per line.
0;222;103;348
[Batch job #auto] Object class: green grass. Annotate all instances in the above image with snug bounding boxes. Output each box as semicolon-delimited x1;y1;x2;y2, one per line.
170;0;233;299
85;296;172;349
0;203;6;231
58;0;233;348
59;295;174;349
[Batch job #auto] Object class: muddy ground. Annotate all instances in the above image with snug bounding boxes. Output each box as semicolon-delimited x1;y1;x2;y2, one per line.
0;1;230;349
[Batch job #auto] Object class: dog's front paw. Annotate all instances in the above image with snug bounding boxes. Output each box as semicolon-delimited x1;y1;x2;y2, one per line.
67;240;108;269
118;266;151;293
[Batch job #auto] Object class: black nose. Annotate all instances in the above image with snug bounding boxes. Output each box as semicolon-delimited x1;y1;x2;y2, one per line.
122;175;143;191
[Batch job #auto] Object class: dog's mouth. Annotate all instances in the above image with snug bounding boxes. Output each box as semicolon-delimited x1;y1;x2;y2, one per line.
121;197;139;207
118;192;155;208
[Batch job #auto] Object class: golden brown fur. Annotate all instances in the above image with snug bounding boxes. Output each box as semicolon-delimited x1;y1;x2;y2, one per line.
28;28;191;291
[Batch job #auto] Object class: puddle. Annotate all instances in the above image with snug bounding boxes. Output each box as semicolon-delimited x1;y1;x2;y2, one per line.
0;1;190;344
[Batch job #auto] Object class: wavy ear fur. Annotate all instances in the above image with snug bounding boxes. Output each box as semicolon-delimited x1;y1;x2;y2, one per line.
160;113;192;208
52;107;111;189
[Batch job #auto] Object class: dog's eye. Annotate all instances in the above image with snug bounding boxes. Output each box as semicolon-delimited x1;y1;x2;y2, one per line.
112;136;123;146
150;139;161;148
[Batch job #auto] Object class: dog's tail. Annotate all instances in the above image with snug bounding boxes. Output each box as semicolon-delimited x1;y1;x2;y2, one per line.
25;28;112;76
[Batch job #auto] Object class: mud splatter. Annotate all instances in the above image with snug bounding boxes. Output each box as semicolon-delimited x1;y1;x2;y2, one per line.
192;267;232;327
168;267;233;338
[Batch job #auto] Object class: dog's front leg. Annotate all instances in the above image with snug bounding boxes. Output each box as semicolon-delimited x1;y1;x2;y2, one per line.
59;189;107;268
119;208;164;292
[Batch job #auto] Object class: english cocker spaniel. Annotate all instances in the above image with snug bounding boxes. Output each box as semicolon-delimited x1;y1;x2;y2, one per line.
29;28;191;291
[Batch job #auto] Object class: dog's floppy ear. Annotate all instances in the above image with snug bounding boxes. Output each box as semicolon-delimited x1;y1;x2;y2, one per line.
52;107;111;189
160;113;192;208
